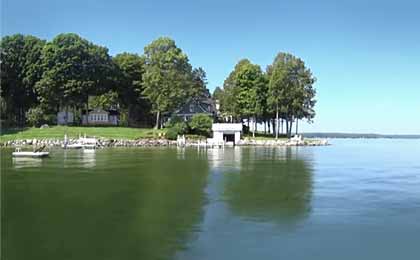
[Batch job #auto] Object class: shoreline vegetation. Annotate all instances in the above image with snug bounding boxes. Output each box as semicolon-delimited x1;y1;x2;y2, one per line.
2;33;317;140
0;126;330;148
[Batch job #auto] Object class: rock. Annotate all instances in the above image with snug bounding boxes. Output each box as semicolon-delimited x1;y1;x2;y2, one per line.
40;124;49;129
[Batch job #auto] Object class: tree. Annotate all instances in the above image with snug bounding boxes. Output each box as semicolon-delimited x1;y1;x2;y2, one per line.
89;91;119;110
212;86;223;101
190;67;208;98
218;59;268;136
218;59;250;122
26;105;55;127
0;34;45;126
189;113;213;137
234;61;267;137
142;37;193;129
268;52;316;138
113;52;151;126
35;33;115;117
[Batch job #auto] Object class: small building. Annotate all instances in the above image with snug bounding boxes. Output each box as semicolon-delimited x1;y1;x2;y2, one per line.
82;109;119;126
212;123;243;145
57;111;74;125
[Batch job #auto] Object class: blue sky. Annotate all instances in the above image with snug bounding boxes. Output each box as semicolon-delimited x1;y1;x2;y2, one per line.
2;0;420;134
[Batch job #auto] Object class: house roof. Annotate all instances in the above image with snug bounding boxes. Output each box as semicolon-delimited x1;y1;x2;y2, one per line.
174;98;215;115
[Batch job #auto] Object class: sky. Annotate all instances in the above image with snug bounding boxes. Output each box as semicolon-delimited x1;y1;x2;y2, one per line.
2;0;420;134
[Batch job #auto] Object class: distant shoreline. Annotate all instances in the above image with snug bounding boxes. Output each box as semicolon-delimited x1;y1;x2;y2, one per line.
302;133;420;139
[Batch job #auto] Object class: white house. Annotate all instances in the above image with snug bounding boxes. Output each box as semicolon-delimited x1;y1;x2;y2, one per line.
212;123;243;145
82;109;119;125
57;111;74;125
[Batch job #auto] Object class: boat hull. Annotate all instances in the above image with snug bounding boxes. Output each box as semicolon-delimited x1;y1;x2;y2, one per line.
12;152;49;158
62;144;84;149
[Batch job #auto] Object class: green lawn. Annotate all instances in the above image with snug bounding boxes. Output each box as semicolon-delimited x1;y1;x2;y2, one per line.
0;126;165;142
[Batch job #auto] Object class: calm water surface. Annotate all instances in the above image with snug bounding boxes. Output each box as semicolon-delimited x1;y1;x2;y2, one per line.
1;139;420;259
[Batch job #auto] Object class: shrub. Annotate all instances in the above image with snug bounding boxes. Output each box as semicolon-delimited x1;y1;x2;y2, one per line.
26;107;55;127
166;115;183;127
164;116;186;140
165;127;179;140
189;113;213;137
165;120;189;140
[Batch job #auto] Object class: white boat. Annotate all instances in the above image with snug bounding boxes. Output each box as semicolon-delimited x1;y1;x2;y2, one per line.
12;148;49;158
62;143;84;149
83;143;96;153
62;135;98;150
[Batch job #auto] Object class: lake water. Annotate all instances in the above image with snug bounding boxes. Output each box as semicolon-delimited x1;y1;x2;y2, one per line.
1;139;420;260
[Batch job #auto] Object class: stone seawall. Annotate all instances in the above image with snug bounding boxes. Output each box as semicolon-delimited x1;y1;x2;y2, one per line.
1;137;329;148
1;138;177;148
237;138;329;146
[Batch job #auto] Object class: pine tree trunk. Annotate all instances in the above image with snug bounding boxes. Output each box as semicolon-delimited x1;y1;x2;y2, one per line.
155;111;160;129
275;105;279;139
280;119;283;135
253;116;256;138
66;106;69;125
264;119;267;134
86;101;89;125
288;118;293;138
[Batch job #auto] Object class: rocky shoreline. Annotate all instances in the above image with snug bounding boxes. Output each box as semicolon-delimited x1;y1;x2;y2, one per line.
238;138;329;146
1;138;177;148
0;137;329;148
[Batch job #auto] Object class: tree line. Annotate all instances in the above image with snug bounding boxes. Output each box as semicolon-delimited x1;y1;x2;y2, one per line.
213;53;316;138
1;33;316;137
1;33;207;128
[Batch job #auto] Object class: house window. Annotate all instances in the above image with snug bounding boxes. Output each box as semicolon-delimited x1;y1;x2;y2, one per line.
189;104;194;112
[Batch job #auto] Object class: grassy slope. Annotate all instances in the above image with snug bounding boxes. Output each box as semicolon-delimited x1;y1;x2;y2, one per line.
0;126;165;142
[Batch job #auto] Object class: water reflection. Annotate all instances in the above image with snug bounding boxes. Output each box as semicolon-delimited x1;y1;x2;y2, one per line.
12;157;43;169
206;147;243;170
2;148;209;260
220;147;314;225
81;149;96;168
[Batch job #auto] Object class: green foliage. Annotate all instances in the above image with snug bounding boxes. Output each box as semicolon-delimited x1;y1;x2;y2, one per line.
217;52;316;138
189;113;213;137
190;67;208;98
34;33;115;110
118;109;129;127
113;53;152;126
0;34;45;125
212;87;223;101
218;59;268;124
142;37;194;128
268;52;316;136
165;127;180;140
25;106;55;127
165;116;189;140
1;32;316;137
89;91;119;110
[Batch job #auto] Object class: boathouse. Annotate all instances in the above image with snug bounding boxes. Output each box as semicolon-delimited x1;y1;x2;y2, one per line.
212;123;243;145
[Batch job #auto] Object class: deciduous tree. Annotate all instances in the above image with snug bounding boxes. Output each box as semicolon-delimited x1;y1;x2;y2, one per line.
142;37;193;129
0;34;45;126
35;33;114;118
